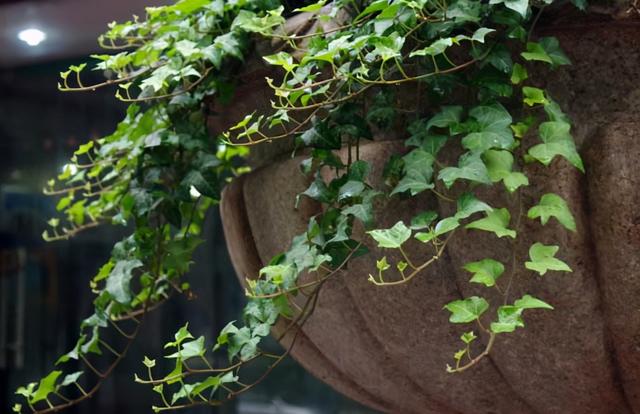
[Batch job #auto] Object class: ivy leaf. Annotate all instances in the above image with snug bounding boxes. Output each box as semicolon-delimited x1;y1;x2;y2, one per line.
461;331;477;344
528;193;576;231
483;149;529;192
463;258;505;287
425;106;463;131
60;371;83;387
338;180;365;201
471;27;495;43
105;259;143;305
30;371;62;404
522;86;548;106
514;294;554;310
489;0;529;17
410;211;438;230
410;37;454;57
455;193;493;220
521;37;571;67
571;0;587;10
525;242;572;275
465;208;516;238
490;305;524;333
368;221;411;248
391;149;435;195
444;296;489;323
510;63;528;84
166;336;206;359
528;121;584;172
461;104;514;153
538;37;571;66
438;152;491;188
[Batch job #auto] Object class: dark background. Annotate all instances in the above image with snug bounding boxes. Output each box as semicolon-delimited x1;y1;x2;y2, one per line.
0;1;376;413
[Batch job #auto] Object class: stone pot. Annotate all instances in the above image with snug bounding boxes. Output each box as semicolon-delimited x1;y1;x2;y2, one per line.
216;13;640;414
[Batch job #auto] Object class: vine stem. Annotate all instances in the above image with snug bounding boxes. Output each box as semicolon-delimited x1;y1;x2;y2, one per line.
370;231;455;287
448;332;496;373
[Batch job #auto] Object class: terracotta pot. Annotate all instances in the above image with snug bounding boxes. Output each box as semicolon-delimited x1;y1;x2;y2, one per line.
218;18;640;414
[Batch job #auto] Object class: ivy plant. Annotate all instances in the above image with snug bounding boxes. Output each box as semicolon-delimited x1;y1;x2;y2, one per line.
12;0;589;412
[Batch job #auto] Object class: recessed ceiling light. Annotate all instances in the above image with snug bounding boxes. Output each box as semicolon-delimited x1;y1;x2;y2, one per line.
18;28;46;47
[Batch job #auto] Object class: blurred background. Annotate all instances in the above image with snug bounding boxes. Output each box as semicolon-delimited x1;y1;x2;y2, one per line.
0;0;376;412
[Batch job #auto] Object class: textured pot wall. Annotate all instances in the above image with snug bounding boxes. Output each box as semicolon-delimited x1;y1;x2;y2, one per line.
219;21;640;414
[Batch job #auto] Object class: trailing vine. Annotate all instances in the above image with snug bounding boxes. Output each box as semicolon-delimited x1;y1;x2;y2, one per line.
12;0;590;412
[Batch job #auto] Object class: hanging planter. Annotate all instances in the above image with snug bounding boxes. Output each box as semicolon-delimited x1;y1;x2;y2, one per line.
11;2;640;414
219;14;640;414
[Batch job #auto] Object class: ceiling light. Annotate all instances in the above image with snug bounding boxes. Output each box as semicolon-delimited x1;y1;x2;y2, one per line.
18;28;46;47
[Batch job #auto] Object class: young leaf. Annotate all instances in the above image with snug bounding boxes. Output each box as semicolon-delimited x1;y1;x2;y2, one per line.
444;296;489;323
465;208;516;238
528;121;584;172
461;331;477;344
525;242;572;275
463;258;505;287
527;193;577;231
522;87;548;106
367;221;411;249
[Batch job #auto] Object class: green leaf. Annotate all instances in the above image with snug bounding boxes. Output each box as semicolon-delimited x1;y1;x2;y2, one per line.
514;294;553;310
483;149;529;192
338;180;365;201
105;259;143;304
539;37;571;66
60;371;83;387
521;37;570;66
528;193;576;231
525;242;572;275
294;0;327;12
522;86;548;106
438;152;491;188
30;371;62;404
425;106;463;131
528;121;584;172
143;356;156;368
461;331;477;344
410;37;454;57
166;336;206;359
471;27;495;43
465;208;516;238
368;221;411;249
510;63;528;84
376;256;390;271
489;0;529;17
463;258;505;287
461;104;514;153
444;296;489;323
391;149;435;195
521;42;552;64
455;193;493;220
490;305;524;333
410;211;438;230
